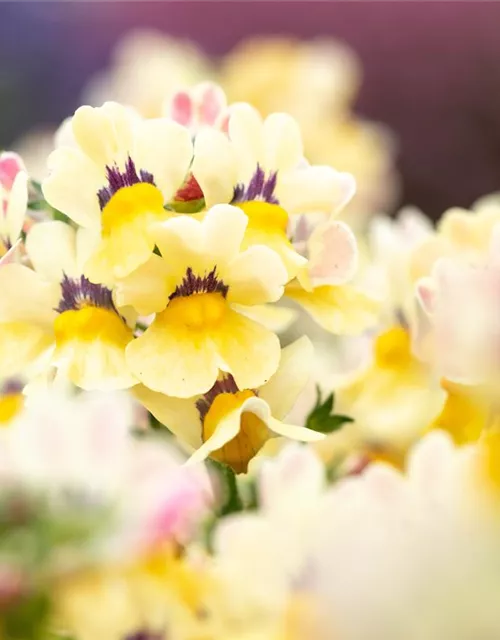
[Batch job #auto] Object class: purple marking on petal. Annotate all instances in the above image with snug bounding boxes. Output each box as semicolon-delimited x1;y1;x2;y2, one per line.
231;164;279;205
97;156;156;210
169;266;229;300
124;632;164;640
56;274;117;313
195;374;240;422
1;379;23;395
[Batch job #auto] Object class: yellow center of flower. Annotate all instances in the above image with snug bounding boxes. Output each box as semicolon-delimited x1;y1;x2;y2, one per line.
0;393;23;426
101;182;165;236
237;201;289;235
374;326;413;369
54;306;133;347
202;390;270;474
165;293;227;330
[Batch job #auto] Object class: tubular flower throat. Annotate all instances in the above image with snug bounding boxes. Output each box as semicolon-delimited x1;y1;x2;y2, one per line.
54;274;132;347
196;375;269;473
97;156;165;236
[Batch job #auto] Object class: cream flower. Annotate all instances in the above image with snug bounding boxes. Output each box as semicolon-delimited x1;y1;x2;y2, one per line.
117;204;287;398
0;220;136;389
42;102;193;283
134;337;324;474
284;214;379;335
0;151;28;261
192;103;355;280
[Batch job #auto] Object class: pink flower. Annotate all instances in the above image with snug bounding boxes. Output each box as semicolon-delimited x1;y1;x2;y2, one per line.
168;82;229;134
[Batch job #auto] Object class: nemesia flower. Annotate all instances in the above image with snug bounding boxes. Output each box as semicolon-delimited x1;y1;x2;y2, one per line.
285;213;379;335
336;325;445;461
0;152;28;262
135;337;324;474
0;390;212;558
192;102;355;280
167;81;229;134
42;102;193;283
0;379;24;427
0;220;136;389
416;226;500;385
117;205;288;398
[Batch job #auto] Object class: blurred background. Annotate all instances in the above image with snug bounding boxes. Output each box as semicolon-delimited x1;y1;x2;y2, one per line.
1;1;500;219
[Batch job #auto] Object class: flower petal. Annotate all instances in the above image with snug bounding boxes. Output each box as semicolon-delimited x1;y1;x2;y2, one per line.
213;308;281;390
267;416;325;442
0;322;53;378
191;129;237;207
6;170;28;245
228;103;265;180
114;255;171;316
285;282;380;335
226;245;288;306
305;220;358;288
132;385;202;450
278;166;356;215
233;303;298;333
134;118;193;200
42;147;103;228
263;112;303;172
259;336;313;420
126;316;220;398
0;264;58;326
26;221;78;282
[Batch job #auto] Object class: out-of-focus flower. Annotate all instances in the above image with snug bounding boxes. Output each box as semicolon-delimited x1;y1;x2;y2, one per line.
42;102;193;283
335;326;445;462
83;29;211;118
167;81;229;135
0;390;211;557
219;36;398;226
135;337;323;474
0;152;28;262
117;205;287;399
368;206;433;322
0;221;136;389
416;225;500;385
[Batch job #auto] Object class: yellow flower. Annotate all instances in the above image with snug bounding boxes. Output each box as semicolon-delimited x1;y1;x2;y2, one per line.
0;221;136;389
0;380;24;426
336;326;446;457
117;205;287;398
42;102;193;283
135;337;323;474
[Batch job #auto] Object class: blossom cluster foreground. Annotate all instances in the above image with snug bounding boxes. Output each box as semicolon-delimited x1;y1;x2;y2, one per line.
2;75;500;640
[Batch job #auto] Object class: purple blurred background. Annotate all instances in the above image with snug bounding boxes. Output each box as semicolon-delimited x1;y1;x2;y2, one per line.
1;1;500;218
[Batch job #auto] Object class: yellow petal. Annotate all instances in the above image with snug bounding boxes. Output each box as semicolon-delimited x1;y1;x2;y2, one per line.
214;307;281;390
53;307;135;390
259;336;313;420
126;311;220;398
285;282;380;334
0;322;53;377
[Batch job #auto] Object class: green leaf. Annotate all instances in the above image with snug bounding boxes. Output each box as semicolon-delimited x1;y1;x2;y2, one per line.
167;197;206;214
2;591;51;640
305;387;353;434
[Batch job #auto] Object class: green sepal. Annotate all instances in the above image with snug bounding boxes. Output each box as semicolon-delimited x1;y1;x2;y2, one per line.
305;386;353;434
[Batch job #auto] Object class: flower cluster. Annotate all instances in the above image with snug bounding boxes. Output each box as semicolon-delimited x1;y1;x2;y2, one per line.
3;34;500;640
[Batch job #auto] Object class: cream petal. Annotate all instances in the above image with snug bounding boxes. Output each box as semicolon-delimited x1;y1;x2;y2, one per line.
42;147;103;228
0;264;59;325
415;277;437;316
53;338;136;391
151;214;206;277
114;254;171;316
263;113;303;173
278;166;356;215
191;129;237;207
213;308;281;390
126;319;220;398
259;336;314;420
226;245;288;306
71;102;136;167
0;240;22;267
132;385;202;450
75;227;100;273
26;221;78;282
202;204;248;264
134;118;193;200
0;322;53;378
228;103;265;180
286;282;380;335
305;220;358;288
6;170;28;245
232;303;298;333
267;416;325;442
